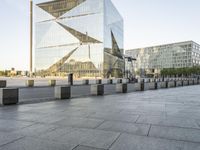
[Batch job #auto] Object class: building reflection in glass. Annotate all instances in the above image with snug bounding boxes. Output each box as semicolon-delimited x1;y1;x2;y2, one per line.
35;0;124;78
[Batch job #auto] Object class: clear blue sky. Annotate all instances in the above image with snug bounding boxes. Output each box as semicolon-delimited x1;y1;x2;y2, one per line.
0;0;200;70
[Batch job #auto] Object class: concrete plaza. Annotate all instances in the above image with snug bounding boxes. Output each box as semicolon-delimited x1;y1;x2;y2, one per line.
0;85;200;150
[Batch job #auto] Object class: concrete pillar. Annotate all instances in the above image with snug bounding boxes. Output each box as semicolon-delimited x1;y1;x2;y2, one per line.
48;80;56;86
117;79;123;84
0;88;19;105
155;82;158;90
166;81;169;88
109;79;113;84
0;80;6;88
83;79;89;85
141;79;145;91
116;83;127;93
68;73;73;85
26;80;34;87
174;80;177;87
91;84;104;96
96;79;102;84
55;86;71;99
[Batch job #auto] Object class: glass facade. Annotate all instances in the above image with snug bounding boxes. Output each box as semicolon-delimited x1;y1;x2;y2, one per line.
126;41;200;74
35;0;124;78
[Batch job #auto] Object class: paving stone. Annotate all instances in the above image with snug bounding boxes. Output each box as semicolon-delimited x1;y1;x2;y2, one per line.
149;125;200;143
97;121;150;136
109;133;200;150
39;127;76;140
0;119;35;132
88;112;139;123
0;132;24;147
136;115;199;129
50;128;120;149
53;117;104;129
12;123;57;137
73;145;106;150
0;137;76;150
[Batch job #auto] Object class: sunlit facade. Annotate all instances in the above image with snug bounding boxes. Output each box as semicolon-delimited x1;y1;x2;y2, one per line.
35;0;124;78
126;41;200;75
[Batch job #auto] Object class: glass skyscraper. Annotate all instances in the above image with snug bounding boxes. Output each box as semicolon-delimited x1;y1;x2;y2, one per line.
35;0;124;78
126;41;200;75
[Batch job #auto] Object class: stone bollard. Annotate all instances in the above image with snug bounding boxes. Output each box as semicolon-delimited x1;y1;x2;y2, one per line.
117;79;123;84
174;80;177;87
166;80;169;88
91;84;104;96
155;82;158;90
0;88;19;105
48;80;56;86
83;79;89;85
116;83;127;93
26;80;34;87
141;79;145;91
0;80;7;88
109;79;113;84
55;86;71;99
96;79;102;84
181;80;184;86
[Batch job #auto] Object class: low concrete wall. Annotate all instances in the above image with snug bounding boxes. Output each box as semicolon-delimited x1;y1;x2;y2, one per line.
168;81;175;88
160;82;167;88
116;84;127;93
176;81;183;87
146;82;156;90
183;80;189;86
104;84;116;94
91;84;104;96
2;78;200;105
194;79;198;85
189;80;194;85
48;80;56;86
26;80;34;87
133;83;141;91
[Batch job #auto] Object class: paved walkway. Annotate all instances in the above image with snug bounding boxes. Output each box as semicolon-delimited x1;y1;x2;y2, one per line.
0;85;200;150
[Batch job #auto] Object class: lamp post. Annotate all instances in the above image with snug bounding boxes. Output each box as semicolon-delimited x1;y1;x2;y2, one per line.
30;0;33;77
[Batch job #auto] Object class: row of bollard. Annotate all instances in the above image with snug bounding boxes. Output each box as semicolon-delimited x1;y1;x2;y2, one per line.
55;83;128;99
0;78;200;106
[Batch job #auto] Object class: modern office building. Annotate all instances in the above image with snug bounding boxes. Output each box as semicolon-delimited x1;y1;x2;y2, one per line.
126;41;200;75
35;0;124;78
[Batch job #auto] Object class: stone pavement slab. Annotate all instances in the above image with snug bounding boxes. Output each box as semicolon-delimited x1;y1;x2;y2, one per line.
40;128;120;149
0;119;35;132
136;115;199;129
149;125;200;143
73;145;106;150
88;112;139;123
53;117;104;129
0;85;200;150
97;121;150;136
109;133;200;150
0;132;24;147
12;123;57;137
0;137;76;150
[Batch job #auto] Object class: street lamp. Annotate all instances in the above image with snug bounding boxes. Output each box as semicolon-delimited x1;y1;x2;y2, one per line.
30;0;33;77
